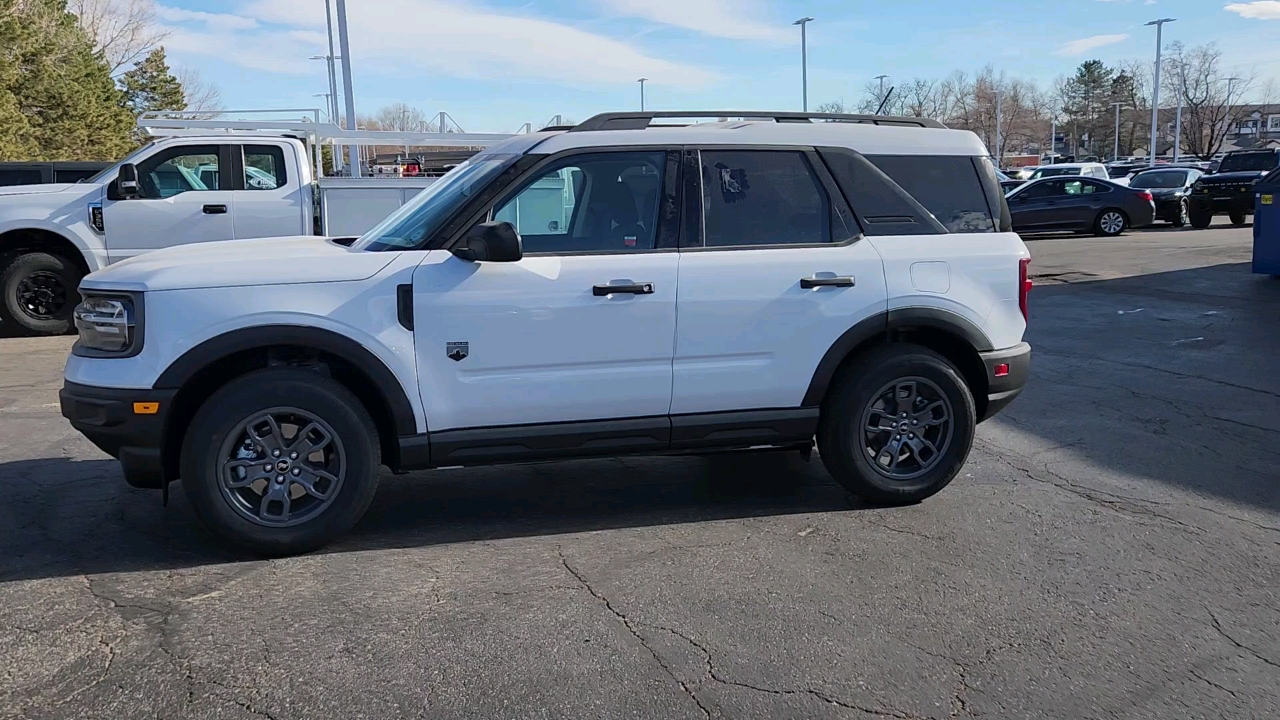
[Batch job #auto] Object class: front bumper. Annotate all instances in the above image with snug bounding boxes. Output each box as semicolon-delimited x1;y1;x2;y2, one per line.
60;381;175;489
1194;191;1255;213
978;343;1031;422
1153;196;1184;221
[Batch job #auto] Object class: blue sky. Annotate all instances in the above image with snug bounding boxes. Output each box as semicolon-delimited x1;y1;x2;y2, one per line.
155;0;1280;132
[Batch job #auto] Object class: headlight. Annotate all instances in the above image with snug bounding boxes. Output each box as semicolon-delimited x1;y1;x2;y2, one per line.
73;293;142;357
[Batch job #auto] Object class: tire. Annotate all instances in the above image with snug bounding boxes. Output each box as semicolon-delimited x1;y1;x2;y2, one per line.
1171;199;1188;228
180;368;381;556
1228;209;1247;226
0;251;82;336
1189;206;1213;229
817;344;976;505
1093;209;1128;237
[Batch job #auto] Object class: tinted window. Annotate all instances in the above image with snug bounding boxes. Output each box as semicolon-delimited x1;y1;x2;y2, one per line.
243;145;287;190
1063;180;1106;195
818;148;942;236
700;150;833;247
136;145;220;198
0;169;43;186
54;168;102;183
494;152;666;253
1130;170;1189;189
1218;153;1279;173
867;155;996;233
1018;180;1066;199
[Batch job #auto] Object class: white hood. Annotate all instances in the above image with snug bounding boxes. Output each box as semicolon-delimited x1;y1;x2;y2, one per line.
82;236;401;292
0;183;80;197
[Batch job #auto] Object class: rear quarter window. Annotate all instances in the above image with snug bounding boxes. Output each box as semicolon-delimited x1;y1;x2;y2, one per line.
866;155;997;233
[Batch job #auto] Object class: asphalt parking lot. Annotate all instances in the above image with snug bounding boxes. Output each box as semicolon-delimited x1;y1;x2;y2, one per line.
2;221;1278;720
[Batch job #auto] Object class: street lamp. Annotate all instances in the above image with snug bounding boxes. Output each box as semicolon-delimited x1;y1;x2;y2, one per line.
335;0;359;177
637;78;648;111
312;93;332;122
1109;101;1126;161
874;74;889;109
1145;18;1176;166
793;17;814;111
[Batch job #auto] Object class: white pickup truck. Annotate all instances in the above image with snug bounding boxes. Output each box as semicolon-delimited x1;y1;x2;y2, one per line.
0;118;508;335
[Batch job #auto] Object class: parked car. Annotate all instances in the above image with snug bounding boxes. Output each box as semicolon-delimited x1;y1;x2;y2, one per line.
1006;176;1156;236
1127;167;1204;226
1188;149;1280;228
0;162;112;187
60;110;1032;554
1025;162;1110;181
996;169;1025;193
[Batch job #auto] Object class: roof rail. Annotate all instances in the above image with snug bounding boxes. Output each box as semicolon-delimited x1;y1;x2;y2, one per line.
568;111;947;132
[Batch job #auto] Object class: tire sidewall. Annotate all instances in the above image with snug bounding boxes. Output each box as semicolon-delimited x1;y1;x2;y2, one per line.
819;346;976;503
1228;209;1247;225
1171;199;1187;228
181;369;380;555
1;252;81;335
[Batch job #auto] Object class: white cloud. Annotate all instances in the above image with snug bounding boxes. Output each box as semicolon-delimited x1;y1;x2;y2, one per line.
596;0;789;42
1053;33;1130;56
1225;2;1280;19
156;0;715;90
154;6;259;31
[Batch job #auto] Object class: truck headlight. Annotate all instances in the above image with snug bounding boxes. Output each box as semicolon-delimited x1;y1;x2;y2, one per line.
73;293;142;357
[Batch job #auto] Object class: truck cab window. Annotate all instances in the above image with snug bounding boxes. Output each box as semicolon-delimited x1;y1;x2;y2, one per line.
243;145;287;190
135;145;221;199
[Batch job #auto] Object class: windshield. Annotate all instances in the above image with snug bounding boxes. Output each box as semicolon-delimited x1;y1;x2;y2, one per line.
85;142;158;184
1029;167;1079;179
1129;170;1189;189
354;155;518;252
1218;153;1279;173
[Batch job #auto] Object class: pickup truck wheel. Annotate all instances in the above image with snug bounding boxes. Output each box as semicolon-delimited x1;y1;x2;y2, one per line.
1228;209;1247;226
181;368;381;556
0;251;82;336
817;344;975;504
1188;206;1213;229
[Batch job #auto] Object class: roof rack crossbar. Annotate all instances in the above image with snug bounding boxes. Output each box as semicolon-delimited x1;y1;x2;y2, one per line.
569;111;947;132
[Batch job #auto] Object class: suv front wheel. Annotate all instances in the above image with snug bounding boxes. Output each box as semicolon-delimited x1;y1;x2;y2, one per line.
181;368;381;555
817;345;976;504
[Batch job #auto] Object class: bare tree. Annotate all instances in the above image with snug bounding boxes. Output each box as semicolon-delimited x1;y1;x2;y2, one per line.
175;66;222;119
1165;42;1255;160
375;103;434;132
69;0;168;74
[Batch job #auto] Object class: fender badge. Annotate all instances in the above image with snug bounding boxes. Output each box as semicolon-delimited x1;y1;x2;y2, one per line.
446;342;469;362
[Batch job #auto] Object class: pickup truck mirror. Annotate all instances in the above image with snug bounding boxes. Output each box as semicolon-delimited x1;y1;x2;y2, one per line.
114;163;141;199
452;221;522;263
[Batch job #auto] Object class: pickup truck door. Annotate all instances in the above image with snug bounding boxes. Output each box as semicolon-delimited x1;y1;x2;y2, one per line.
412;149;680;437
232;143;308;239
102;144;234;262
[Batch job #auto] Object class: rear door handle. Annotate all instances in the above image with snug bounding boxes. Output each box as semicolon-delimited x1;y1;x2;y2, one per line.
594;282;654;296
801;276;855;289
202;204;228;215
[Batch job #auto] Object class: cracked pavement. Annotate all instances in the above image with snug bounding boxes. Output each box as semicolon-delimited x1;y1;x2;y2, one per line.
2;223;1278;719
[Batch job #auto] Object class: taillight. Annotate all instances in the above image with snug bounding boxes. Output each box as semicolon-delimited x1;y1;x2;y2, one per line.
1019;257;1031;321
1137;190;1154;203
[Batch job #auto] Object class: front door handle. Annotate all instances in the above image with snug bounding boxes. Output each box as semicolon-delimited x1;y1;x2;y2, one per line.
801;276;855;289
593;282;654;296
202;204;228;214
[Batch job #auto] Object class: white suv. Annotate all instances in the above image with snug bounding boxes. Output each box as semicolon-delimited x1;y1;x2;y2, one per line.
60;111;1032;554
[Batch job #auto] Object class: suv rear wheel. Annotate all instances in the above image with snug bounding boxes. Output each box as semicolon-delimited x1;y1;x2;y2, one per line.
0;251;82;336
180;368;381;556
817;344;975;504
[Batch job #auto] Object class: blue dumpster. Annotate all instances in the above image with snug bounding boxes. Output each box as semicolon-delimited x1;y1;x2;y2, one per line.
1254;169;1280;276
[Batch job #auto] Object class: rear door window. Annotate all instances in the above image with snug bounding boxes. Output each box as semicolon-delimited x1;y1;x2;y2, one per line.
866;155;996;233
698;150;849;247
817;147;944;236
243;145;287;190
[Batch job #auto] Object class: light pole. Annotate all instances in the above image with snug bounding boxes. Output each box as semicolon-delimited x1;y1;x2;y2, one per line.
335;0;359;177
874;74;889;109
1049;118;1057;164
312;93;332;121
637;78;648;111
994;88;1002;168
1145;18;1175;166
1110;101;1125;161
793;17;814;111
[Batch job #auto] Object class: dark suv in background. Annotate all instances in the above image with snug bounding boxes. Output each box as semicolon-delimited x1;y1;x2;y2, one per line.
1189;149;1280;228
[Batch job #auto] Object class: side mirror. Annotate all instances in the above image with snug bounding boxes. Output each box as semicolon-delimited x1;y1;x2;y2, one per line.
452;221;522;262
115;163;141;199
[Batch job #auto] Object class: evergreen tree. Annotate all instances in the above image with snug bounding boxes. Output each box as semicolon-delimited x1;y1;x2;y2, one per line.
120;47;186;117
1;0;135;160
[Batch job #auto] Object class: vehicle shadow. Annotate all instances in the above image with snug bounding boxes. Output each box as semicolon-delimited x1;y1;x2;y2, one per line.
0;453;862;583
993;260;1280;515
